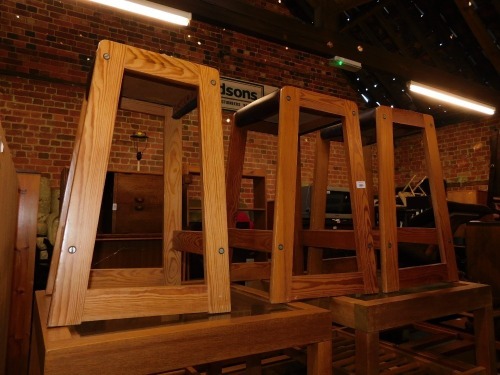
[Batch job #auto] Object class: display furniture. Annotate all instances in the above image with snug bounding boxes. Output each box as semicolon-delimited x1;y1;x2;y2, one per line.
44;40;230;327
0;122;20;373
320;106;459;292
328;281;495;374
6;172;40;375
466;221;500;305
224;86;379;302
29;285;333;374
487;128;500;211
318;106;495;374
183;165;267;230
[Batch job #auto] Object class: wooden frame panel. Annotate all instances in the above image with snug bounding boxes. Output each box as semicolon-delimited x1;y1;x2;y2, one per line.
46;40;230;327
375;107;458;292
319;106;459;293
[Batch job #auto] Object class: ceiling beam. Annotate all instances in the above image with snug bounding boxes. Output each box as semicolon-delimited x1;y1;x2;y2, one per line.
157;0;500;107
329;0;373;12
454;0;500;75
307;0;341;31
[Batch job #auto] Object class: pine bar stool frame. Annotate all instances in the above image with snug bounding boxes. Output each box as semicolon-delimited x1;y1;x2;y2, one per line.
225;86;379;303
321;106;495;374
44;40;230;327
321;106;459;292
374;106;458;291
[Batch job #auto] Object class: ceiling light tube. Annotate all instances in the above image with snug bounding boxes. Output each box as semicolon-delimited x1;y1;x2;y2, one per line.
89;0;191;26
408;80;495;115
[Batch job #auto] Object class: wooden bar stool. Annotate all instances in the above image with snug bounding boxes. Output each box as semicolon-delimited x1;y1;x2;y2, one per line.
44;40;230;326
321;106;459;292
225;86;379;303
320;106;495;374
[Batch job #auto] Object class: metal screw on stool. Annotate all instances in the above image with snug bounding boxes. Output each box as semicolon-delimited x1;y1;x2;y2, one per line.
68;246;77;254
218;248;225;254
211;80;216;86
103;53;110;60
286;96;291;101
278;244;284;250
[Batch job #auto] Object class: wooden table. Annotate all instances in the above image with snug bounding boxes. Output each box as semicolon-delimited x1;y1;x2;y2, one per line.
29;285;332;374
327;281;495;375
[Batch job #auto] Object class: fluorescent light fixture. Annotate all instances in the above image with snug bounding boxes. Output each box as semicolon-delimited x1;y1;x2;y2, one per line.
408;80;495;115
89;0;191;26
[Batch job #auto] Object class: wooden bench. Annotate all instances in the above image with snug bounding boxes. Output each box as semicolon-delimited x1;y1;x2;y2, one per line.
30;285;333;374
327;281;495;374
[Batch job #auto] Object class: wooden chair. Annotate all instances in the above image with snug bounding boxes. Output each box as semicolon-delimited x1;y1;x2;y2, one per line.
45;40;231;327
321;106;459;292
225;86;379;303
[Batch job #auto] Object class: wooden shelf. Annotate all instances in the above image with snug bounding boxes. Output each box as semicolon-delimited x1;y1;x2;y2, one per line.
183;164;267;229
95;233;162;241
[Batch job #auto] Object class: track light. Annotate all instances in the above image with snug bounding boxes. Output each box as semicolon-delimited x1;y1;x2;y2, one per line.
408;80;495;115
89;0;191;26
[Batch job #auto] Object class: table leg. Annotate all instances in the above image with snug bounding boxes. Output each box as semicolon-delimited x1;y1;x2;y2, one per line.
355;330;378;375
307;339;332;375
473;305;496;375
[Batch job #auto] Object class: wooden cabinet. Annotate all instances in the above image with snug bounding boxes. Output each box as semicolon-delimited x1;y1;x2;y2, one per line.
465;221;500;304
7;172;40;375
99;172;163;234
91;171;164;268
447;189;488;205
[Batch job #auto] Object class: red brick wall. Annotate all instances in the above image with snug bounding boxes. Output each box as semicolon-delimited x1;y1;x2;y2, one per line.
1;0;499;203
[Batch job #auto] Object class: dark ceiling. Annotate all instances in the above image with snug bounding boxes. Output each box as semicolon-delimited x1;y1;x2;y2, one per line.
159;0;500;126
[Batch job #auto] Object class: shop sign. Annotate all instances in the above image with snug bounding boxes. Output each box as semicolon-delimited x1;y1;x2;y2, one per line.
221;77;277;111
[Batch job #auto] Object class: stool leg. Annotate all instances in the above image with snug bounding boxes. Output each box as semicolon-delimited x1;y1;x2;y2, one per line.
344;103;378;294
225;114;248;231
422;114;458;282
307;132;329;275
376;108;399;292
355;330;378;375
293;148;304;276
269;87;300;303
163;107;183;286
